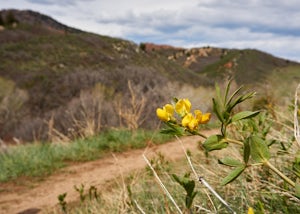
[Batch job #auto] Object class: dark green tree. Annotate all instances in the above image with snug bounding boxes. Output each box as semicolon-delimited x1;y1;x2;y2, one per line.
0;12;4;26
5;11;18;26
139;43;146;51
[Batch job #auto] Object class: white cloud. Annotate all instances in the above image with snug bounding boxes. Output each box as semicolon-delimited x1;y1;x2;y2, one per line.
0;0;300;61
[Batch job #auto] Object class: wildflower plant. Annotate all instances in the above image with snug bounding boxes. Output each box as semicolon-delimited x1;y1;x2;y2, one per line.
156;98;211;138
156;81;300;212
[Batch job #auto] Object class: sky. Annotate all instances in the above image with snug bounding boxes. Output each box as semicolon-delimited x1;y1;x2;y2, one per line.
1;0;300;62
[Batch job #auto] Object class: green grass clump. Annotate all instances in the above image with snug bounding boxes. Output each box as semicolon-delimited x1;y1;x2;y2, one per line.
0;129;172;182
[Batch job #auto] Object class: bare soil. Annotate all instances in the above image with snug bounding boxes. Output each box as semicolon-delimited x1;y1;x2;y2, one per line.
0;130;217;213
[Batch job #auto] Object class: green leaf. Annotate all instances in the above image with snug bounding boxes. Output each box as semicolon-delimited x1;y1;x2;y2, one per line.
172;174;197;208
243;139;250;164
227;91;256;113
186;191;197;209
249;135;271;163
218;157;243;167
293;153;300;178
224;79;232;104
215;83;223;105
160;122;185;136
213;98;224;123
203;134;228;152
221;165;246;185
231;111;260;122
172;174;195;193
225;85;243;108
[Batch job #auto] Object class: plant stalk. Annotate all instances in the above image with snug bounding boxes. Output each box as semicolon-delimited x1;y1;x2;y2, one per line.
224;138;244;146
196;132;207;139
264;160;295;187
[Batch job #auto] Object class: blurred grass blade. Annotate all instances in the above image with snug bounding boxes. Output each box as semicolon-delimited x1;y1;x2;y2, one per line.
295;182;300;198
243;139;250;164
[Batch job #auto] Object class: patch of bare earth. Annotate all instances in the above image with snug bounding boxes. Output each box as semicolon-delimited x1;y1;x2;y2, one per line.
0;129;217;213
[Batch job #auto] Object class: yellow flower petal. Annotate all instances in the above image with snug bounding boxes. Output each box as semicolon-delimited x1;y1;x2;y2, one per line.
199;113;211;124
156;108;169;121
194;109;203;122
188;118;198;130
247;207;254;214
182;113;193;127
175;99;191;116
164;104;174;115
182;113;198;130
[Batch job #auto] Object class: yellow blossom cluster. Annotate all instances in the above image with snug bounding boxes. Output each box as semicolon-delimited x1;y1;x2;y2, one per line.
156;98;211;131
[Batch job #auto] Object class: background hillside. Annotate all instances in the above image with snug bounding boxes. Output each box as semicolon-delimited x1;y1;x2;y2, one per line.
0;9;299;142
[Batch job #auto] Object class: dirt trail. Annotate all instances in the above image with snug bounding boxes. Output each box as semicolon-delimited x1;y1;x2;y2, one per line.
0;130;216;213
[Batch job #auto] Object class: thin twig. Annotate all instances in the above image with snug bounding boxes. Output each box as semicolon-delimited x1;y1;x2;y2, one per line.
111;153;130;211
134;200;146;214
194;205;215;213
264;160;295;187
199;177;236;214
176;136;217;212
142;154;183;214
175;136;198;179
175;136;236;214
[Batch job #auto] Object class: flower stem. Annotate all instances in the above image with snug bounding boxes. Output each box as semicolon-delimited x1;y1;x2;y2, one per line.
264;160;295;187
224;138;244;146
197;132;208;139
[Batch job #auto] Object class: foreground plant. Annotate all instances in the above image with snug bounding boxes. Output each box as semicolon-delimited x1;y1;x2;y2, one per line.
156;81;300;213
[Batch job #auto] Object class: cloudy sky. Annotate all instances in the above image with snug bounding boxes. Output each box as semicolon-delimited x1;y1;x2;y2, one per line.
1;0;300;62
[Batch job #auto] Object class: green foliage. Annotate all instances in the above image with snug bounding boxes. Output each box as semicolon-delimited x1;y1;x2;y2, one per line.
203;134;228;151
218;158;246;185
58;192;67;213
172;173;197;210
248;135;271;163
218;157;243;167
157;80;300;211
160;122;185;136
74;184;86;202
206;81;298;195
220;165;246;185
88;186;99;200
0;129;171;182
211;80;257;135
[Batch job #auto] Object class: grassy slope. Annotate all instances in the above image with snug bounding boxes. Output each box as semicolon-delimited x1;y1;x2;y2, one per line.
0;23;204;140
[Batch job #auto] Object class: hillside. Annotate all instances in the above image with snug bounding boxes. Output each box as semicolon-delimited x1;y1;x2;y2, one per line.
0;9;299;142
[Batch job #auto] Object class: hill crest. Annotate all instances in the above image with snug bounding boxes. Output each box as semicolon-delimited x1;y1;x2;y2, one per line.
0;9;299;142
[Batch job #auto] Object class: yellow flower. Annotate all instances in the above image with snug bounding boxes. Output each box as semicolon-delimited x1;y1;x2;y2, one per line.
182;113;198;130
156;104;174;122
195;110;211;124
200;113;211;124
175;99;191;117
247;207;254;214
